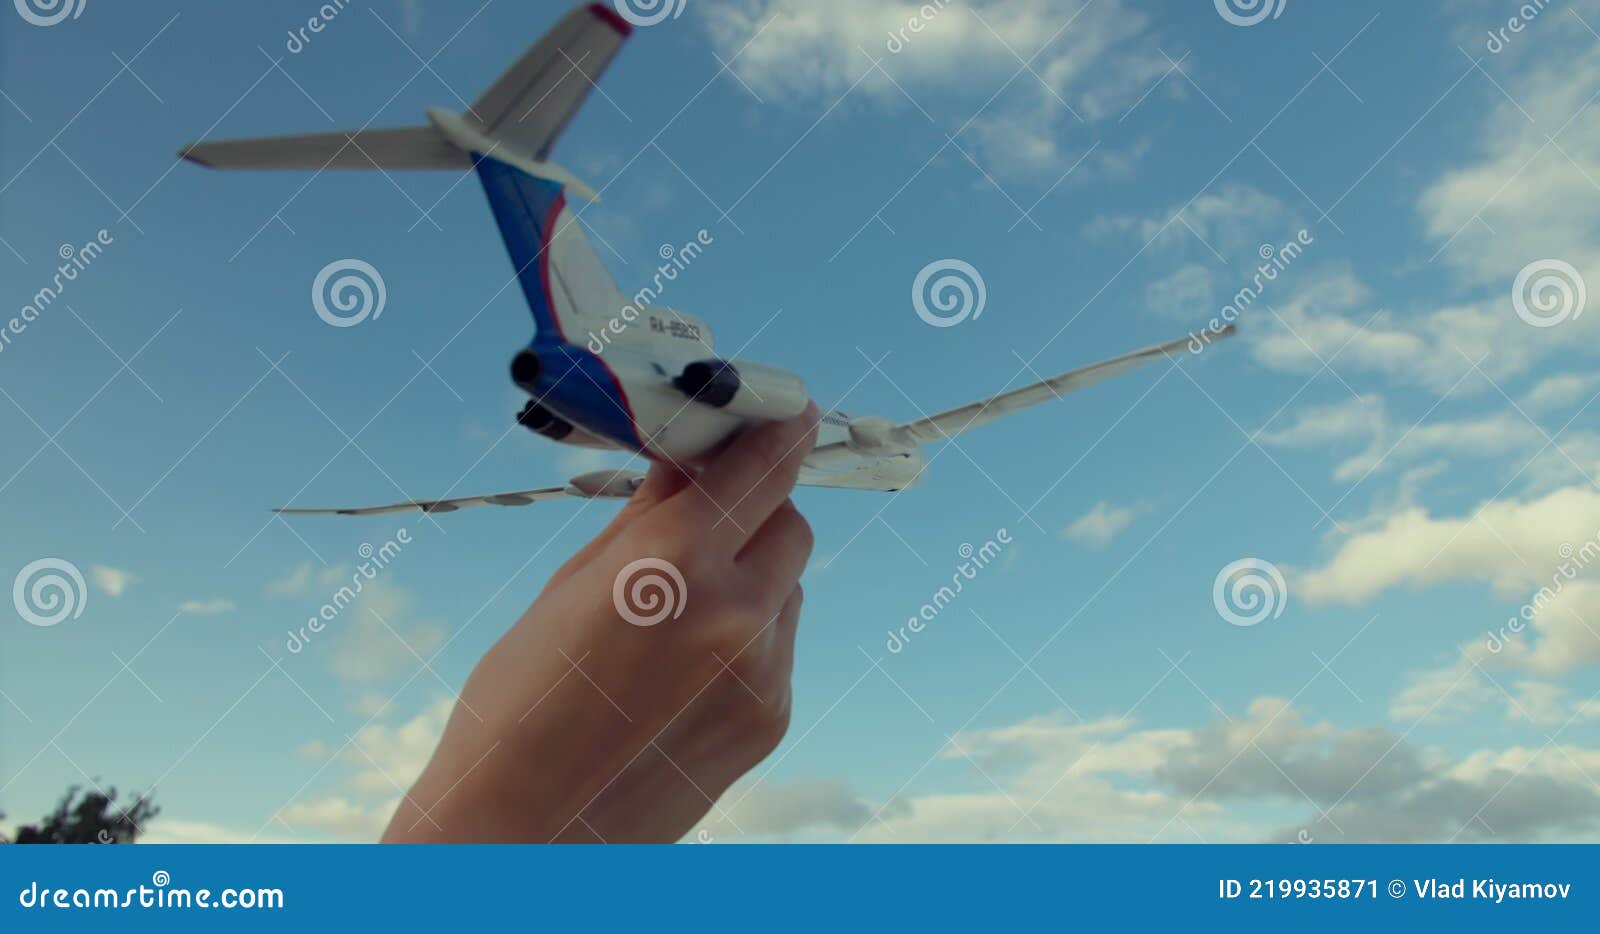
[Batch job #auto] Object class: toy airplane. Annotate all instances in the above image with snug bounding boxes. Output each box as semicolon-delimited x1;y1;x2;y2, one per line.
180;3;1234;517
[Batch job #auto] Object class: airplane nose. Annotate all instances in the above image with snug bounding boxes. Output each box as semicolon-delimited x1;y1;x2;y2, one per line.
510;349;542;388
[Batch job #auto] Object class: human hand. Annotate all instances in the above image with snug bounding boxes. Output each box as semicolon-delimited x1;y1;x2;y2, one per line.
382;403;820;843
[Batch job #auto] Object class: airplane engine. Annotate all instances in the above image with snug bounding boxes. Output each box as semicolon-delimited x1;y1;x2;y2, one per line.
844;416;910;456
565;469;646;499
674;358;809;421
516;400;612;449
510;349;541;389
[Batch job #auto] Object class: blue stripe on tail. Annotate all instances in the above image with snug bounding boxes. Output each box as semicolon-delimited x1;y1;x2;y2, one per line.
474;154;645;452
474;154;568;341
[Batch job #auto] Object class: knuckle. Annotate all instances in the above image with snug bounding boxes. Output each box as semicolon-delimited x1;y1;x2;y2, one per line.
790;511;815;556
629;523;697;571
751;694;793;751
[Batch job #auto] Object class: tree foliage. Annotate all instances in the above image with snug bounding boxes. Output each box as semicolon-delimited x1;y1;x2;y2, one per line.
1;786;158;844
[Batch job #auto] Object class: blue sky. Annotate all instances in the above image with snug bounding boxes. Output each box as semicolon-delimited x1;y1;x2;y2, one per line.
3;0;1600;842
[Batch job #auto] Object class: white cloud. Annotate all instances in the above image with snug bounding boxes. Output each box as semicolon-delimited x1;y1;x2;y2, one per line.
1259;393;1545;483
89;565;137;597
352;692;392;718
1145;263;1216;320
702;0;1170;179
270;699;454;841
697;778;899;840
267;563;312;597
1388;666;1600;727
275;796;397;842
1247;269;1516;394
558;446;631;476
1420;25;1600;293
344;696;453;795
1062;500;1137;547
702;698;1600;842
1524;373;1600;412
137;818;296;845
1298;483;1600;673
1388;662;1498;723
1241;25;1600;399
1097;182;1298;262
328;580;445;684
267;562;348;598
177;598;234;614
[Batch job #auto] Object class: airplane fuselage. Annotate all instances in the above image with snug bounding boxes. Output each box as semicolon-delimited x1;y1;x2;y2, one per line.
513;335;928;493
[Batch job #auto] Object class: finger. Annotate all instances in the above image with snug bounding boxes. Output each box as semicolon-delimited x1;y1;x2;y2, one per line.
682;403;819;551
772;584;804;680
548;460;690;589
736;500;814;593
631;458;693;506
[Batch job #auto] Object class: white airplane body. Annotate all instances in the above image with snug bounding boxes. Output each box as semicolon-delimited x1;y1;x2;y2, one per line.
180;3;1233;517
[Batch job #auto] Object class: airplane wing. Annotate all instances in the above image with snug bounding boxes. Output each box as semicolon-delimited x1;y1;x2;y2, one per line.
273;469;648;517
470;2;633;160
806;325;1235;467
274;486;573;517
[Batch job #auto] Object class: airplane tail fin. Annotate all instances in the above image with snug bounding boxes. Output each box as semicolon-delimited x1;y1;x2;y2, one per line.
469;3;633;161
180;4;629;173
178;4;635;341
475;155;624;342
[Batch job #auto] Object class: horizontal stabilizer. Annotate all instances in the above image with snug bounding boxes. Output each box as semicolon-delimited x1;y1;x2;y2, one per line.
180;126;467;171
